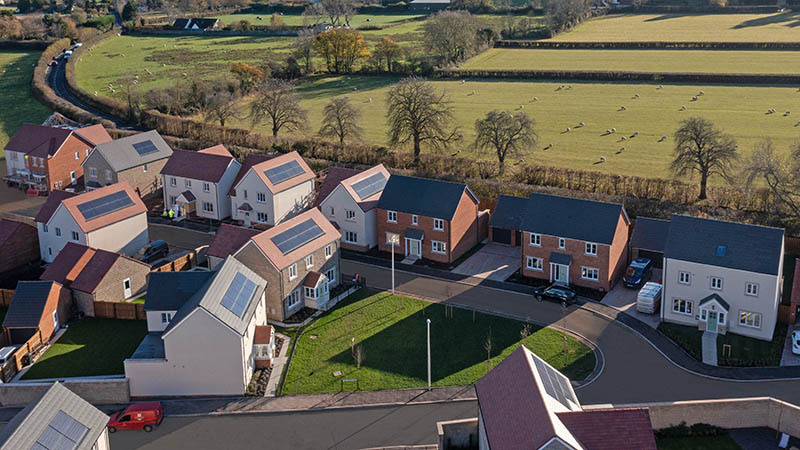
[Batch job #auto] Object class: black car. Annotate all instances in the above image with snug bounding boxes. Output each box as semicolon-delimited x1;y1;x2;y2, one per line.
533;284;577;306
623;257;653;288
135;240;169;264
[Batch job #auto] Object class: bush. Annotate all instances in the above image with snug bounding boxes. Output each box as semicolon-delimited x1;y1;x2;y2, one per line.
655;422;727;439
85;15;115;32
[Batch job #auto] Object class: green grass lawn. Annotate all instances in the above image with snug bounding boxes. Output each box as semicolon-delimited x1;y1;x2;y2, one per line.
548;12;800;42
658;322;786;366
216;12;425;29
21;318;147;379
0;51;52;158
656;435;743;450
282;290;596;395
461;48;800;74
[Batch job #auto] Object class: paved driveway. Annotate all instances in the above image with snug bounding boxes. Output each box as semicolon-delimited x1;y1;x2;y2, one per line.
601;271;662;329
781;324;800;366
0;161;45;221
451;243;520;281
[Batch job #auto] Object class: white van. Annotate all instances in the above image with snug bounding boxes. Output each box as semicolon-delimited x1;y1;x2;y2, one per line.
636;282;662;314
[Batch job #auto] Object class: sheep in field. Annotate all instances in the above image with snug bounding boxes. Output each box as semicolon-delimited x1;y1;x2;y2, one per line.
617;147;625;154
611;128;616;133
544;144;553;150
579;122;585;127
659;136;667;142
620;136;627;141
619;106;627;111
632;131;639;137
599;156;606;163
680;106;686;111
785;111;791;116
532;97;538;102
565;127;571;132
633;93;639;99
605;129;611;134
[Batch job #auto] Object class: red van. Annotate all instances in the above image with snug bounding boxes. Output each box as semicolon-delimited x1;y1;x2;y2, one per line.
107;402;163;432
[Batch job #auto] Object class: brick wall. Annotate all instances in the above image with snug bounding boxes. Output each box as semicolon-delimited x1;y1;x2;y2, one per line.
522;233;613;291
449;191;480;264
0;221;39;274
0;379;130;407
92;257;149;303
377;209;453;264
117;158;169;196
45;135;93;191
608;213;631;290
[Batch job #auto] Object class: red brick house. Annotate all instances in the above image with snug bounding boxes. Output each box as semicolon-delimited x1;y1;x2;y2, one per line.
4;124;112;193
0;219;39;277
519;193;630;292
376;175;482;264
3;281;72;344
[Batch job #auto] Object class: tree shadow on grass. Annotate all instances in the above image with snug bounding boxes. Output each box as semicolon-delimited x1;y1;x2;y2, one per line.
732;10;800;29
297;76;401;101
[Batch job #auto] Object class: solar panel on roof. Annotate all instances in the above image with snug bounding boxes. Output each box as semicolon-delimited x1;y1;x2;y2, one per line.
351;172;387;200
35;410;88;450
534;357;576;409
76;190;134;221
271;219;324;255
132;140;159;156
220;273;257;318
264;160;305;185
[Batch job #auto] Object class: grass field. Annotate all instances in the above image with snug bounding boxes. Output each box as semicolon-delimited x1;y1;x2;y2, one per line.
216;12;424;29
0;51;51;158
549;12;800;42
461;48;800;74
282;290;595;395
21;318;147;379
226;75;800;179
656;435;743;450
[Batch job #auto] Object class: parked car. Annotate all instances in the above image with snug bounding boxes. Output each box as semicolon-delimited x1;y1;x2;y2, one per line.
107;402;163;433
533;284;577;306
623;257;653;288
792;331;800;356
135;240;169;264
0;346;20;365
48;60;58;67
636;282;662;314
64;50;72;59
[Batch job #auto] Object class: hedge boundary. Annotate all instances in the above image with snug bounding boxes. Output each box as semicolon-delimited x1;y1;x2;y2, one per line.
437;68;800;84
0;40;53;51
497;40;800;50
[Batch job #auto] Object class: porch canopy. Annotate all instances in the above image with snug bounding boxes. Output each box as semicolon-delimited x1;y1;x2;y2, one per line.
405;228;424;241
550;251;572;266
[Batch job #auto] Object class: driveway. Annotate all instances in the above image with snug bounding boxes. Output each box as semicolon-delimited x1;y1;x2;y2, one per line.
0;160;46;222
601;271;662;329
451;243;520;281
780;324;800;366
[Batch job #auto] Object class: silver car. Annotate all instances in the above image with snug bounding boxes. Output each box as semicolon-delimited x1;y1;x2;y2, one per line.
792;331;800;356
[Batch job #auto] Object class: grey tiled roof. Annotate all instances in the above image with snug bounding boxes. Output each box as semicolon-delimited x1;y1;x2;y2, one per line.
376;175;477;220
0;382;108;450
91;130;172;172
144;271;214;311
489;195;528;230
3;281;56;329
550;251;571;266
630;217;670;253
405;228;424;240
664;215;784;276
699;293;730;311
130;332;166;359
520;193;627;245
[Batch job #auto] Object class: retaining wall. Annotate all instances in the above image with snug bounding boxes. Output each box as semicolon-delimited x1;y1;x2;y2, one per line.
0;379;130;406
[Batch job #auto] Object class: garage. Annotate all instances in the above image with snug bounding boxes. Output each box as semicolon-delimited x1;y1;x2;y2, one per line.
630;217;670;269
489;195;529;247
492;227;512;245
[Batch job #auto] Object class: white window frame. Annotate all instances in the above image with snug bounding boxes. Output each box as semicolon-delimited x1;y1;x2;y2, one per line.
432;240;447;254
433;218;444;231
256;192;266;202
304;286;317;299
74;151;79;160
412;215;418;225
305;254;313;269
143;163;148;173
89;167;97;178
289;263;297;280
85;149;90;157
745;282;759;297
287;289;300;307
346;210;356;221
203;202;214;213
585;242;597;256
581;266;599;281
326;268;336;284
160;313;172;324
325;244;332;259
387;211;397;223
345;231;357;243
42;224;48;233
257;212;267;223
672;299;693;316
170;177;177;186
710;277;723;290
526;256;543;271
55;227;61;237
530;233;541;246
679;271;691;285
52;310;58;329
558;238;566;249
203;183;211;193
185;179;191;188
739;311;762;329
71;231;79;241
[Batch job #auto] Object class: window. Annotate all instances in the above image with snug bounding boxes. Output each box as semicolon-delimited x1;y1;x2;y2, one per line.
581;266;599;281
105;170;112;181
345;210;356;221
55;227;61;237
585;242;597;256
325;244;332;259
161;313;172;324
52;310;58;329
305;254;313;269
432;240;447;254
71;231;79;241
256;192;266;202
386;232;399;246
170;177;177;186
48;247;52;256
329;207;335;216
387;211;397;223
287;289;300;308
74;151;79;160
69;171;76;184
203;183;211;193
433;218;444;231
243;190;248;199
530;233;541;246
558;238;566;249
89;167;97;178
289;263;297;280
185;179;191;187
679;271;691;285
745;282;759;297
711;277;723;290
169;196;176;206
412;215;418;225
85;149;90;157
304;286;317;299
526;256;543;271
123;278;131;298
672;299;693;315
739;311;762;329
257;212;267;223
345;231;357;243
202;202;214;213
143;163;148;173
326;267;336;284
42;224;48;233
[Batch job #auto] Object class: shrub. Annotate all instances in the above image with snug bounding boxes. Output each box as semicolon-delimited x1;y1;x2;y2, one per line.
655;422;726;439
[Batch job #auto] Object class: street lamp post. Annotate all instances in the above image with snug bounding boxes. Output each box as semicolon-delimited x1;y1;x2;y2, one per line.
426;318;431;391
390;235;398;295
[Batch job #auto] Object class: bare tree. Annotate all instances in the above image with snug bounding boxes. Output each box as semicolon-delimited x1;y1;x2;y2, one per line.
386;77;461;165
319;97;363;145
671;117;738;200
546;0;591;34
743;140;800;219
204;87;239;127
354;344;365;369
474;110;537;176
250;79;308;138
302;0;355;27
292;29;316;75
423;10;483;65
483;329;493;373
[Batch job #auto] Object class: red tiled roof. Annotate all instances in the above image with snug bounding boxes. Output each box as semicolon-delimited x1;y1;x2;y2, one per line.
556;408;658;450
34;190;77;223
198;144;233;158
41;242;148;293
313;167;361;208
70;250;121;293
207;224;259;259
228;154;272;197
303;271;322;288
250;208;340;271
254;325;273;345
73;124;113;147
160;149;235;183
242;152;315;195
61;183;147;233
4;124;111;158
340;164;390;212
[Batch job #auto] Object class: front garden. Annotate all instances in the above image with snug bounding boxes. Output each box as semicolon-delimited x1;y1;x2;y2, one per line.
282;289;596;395
658;322;787;367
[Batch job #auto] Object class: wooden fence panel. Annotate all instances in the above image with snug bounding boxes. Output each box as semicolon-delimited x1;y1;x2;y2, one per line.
91;302;146;320
152;251;196;273
0;289;14;306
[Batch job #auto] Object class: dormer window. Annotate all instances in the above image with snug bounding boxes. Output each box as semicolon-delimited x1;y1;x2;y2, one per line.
716;245;727;256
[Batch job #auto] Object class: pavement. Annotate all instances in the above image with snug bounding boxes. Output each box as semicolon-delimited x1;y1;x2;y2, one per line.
599;276;661;329
702;330;719;366
451;243;520;281
265;332;290;397
781;325;800;366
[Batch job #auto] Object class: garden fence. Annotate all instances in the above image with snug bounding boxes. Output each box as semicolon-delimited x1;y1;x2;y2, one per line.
92;302;146;320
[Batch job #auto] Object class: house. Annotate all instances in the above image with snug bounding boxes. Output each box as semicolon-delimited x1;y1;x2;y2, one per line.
377;175;483;264
629;217;670;269
4;123;112;193
519;193;630;292
661;215;785;341
0;382;110;450
488;195;529;247
40;242;150;316
3;281;71;345
206;223;259;270
160;146;241;221
229;151;315;227
317;164;391;252
0;218;39;277
233;208;341;321
82;129;173;196
36;183;148;263
172;18;221;31
470;346;657;450
124;256;270;397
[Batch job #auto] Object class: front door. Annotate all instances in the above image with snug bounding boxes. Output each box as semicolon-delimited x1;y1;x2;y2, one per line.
123;278;132;299
407;239;421;257
70;171;77;185
707;311;718;333
551;264;569;285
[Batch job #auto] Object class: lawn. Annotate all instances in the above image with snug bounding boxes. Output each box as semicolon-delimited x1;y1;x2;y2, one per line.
548;12;800;42
282;290;596;395
216;12;425;29
658;322;786;366
461;48;800;74
656;435;743;450
226;75;799;180
21;318;147;379
0;51;52;158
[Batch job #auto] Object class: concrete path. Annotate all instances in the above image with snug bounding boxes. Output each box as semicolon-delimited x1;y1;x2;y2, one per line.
451;243;520;281
265;332;290;397
702;331;718;366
